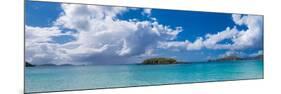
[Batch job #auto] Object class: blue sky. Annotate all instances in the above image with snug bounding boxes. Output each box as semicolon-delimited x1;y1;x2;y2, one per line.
25;1;263;64
25;1;62;27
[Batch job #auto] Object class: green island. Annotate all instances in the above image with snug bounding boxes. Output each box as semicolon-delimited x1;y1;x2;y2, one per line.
142;57;177;65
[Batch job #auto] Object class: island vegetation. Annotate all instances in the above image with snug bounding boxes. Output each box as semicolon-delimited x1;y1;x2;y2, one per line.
142;57;177;65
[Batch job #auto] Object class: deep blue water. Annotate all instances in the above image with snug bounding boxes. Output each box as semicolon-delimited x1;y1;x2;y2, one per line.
25;60;263;93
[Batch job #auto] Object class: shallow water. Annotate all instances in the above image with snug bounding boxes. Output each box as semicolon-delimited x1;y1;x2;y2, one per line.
25;60;263;93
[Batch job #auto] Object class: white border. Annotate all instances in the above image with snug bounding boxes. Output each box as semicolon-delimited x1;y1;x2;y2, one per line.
1;0;281;94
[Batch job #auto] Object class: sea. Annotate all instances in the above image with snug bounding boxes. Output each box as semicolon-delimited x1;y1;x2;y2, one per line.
25;60;263;93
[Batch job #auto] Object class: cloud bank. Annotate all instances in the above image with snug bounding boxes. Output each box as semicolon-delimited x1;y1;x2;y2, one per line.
25;4;182;65
25;3;263;65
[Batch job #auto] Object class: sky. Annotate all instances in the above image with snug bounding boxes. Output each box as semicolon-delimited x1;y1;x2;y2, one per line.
25;1;263;65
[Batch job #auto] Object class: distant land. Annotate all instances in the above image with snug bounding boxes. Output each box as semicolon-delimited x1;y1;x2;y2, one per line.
25;62;75;67
25;61;35;67
142;57;177;65
208;54;263;62
25;54;263;67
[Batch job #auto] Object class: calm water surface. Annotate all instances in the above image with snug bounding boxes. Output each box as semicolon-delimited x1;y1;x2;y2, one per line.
25;60;263;93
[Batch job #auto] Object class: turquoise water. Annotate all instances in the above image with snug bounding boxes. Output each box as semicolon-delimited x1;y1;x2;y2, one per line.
25;60;263;93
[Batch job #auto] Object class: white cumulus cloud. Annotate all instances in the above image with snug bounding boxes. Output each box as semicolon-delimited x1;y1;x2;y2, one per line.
159;14;263;51
26;4;182;65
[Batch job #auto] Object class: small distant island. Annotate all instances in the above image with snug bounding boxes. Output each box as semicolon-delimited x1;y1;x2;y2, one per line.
25;61;75;67
142;57;177;65
208;54;263;62
25;61;35;67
